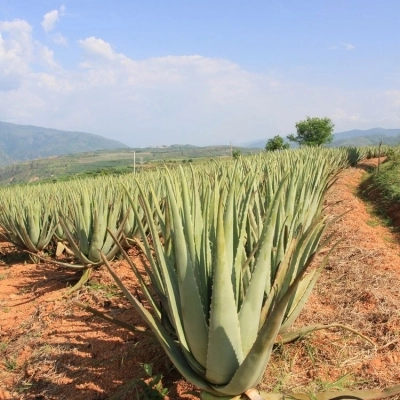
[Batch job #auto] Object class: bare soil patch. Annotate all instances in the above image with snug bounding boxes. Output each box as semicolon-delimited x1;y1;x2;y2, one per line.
0;158;399;399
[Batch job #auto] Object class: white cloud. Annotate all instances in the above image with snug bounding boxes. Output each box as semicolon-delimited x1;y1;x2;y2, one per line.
0;19;33;90
385;90;400;107
333;108;361;121
330;42;356;51
0;19;32;54
41;10;59;32
342;42;355;51
78;37;119;60
38;46;58;69
50;32;68;46
0;18;58;92
41;5;65;33
0;28;399;147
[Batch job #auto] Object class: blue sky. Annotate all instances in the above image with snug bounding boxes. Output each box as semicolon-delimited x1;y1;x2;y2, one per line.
0;1;399;147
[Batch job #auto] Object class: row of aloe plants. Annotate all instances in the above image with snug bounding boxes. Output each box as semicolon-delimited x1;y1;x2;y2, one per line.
94;146;399;399
0;144;382;265
0;172;152;290
0;146;347;265
103;150;337;398
0;146;398;399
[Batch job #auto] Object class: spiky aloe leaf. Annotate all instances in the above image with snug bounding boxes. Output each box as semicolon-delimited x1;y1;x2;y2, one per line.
101;253;221;396
212;251;316;395
165;171;209;367
238;176;288;356
206;194;243;385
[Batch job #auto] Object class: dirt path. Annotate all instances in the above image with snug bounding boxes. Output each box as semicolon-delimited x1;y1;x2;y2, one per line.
0;158;399;400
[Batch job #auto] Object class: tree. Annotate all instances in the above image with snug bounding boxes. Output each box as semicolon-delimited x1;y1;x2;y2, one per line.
265;135;290;151
232;149;241;159
287;116;334;147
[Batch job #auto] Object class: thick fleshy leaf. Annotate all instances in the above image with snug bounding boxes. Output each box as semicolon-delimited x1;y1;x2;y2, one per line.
206;195;243;385
165;174;209;367
212;262;312;395
238;176;288;356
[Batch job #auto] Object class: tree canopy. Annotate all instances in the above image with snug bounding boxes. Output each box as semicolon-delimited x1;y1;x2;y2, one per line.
232;149;241;159
287;117;334;147
265;135;290;151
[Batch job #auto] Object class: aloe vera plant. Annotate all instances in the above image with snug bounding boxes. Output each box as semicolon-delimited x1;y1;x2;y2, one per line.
93;153;351;398
0;190;58;262
55;183;128;291
94;151;400;399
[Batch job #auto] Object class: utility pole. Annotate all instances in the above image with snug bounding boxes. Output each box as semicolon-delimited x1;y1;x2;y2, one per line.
377;140;382;174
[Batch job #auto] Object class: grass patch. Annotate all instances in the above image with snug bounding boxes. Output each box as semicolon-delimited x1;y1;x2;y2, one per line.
108;363;169;400
313;373;360;392
373;153;400;202
87;280;121;299
0;340;8;353
364;204;392;227
358;152;400;234
366;219;380;227
4;356;18;371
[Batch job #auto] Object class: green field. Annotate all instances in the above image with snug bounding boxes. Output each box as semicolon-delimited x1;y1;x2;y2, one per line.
372;152;400;202
0;145;260;185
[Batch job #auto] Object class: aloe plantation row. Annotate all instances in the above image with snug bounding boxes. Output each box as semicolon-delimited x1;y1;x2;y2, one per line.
0;146;399;399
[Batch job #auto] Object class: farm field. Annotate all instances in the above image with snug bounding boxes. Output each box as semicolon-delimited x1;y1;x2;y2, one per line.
0;157;399;399
0;145;258;185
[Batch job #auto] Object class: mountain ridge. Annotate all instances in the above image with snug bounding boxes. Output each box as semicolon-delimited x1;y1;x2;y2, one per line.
241;127;400;148
0;121;129;166
333;127;400;140
1;123;399;168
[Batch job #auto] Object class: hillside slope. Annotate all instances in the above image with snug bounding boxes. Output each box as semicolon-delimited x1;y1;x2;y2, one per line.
334;127;400;140
331;127;400;146
0;121;129;165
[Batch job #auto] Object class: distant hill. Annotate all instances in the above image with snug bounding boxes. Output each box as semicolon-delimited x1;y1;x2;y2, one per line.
241;128;400;149
333;128;400;140
241;139;268;149
331;127;400;147
0;121;129;166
